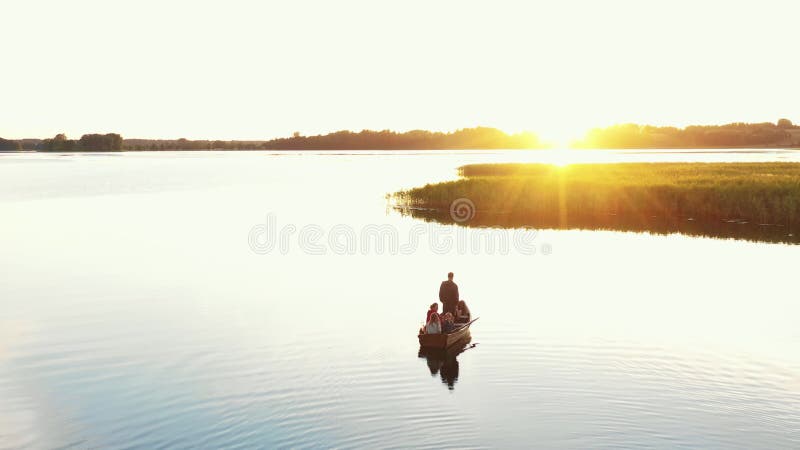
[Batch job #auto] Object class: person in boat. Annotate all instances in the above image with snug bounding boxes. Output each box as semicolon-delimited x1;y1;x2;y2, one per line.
426;303;439;323
442;312;455;333
425;312;442;334
439;272;459;316
455;300;471;323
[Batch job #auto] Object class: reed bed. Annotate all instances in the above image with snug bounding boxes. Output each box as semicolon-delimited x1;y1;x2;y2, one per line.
395;163;800;228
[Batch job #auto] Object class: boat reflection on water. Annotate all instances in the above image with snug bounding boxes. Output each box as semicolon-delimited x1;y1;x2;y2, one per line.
418;335;476;390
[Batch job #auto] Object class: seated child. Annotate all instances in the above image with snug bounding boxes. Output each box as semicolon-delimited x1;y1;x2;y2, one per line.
426;303;439;323
425;312;442;334
455;300;471;323
442;312;455;333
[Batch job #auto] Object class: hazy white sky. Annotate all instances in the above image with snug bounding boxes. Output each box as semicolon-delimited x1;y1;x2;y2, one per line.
2;0;799;142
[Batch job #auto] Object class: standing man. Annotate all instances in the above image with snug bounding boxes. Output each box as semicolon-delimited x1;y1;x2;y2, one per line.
439;272;459;316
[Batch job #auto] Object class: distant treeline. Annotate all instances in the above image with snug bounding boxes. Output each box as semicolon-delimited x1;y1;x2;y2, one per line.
36;133;123;152
573;119;800;149
122;127;543;150
2;120;799;151
1;127;540;151
123;138;268;151
261;128;542;150
0;138;22;151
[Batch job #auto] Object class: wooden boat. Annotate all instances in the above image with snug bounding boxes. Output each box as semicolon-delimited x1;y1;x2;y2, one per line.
418;317;478;349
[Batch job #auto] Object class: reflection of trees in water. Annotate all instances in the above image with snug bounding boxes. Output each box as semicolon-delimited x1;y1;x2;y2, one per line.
418;336;476;390
399;208;800;245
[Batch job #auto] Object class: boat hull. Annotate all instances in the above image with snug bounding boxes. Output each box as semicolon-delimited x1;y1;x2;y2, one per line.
418;319;476;349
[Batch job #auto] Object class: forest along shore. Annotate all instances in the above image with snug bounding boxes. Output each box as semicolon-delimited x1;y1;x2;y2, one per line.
3;119;799;151
393;162;800;244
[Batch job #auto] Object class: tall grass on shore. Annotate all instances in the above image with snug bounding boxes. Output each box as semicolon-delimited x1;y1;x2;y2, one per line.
394;163;800;243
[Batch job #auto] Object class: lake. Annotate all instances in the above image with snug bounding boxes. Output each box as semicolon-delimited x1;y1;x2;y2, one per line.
1;149;798;449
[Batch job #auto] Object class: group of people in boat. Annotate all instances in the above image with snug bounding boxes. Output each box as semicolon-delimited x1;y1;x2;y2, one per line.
422;272;471;335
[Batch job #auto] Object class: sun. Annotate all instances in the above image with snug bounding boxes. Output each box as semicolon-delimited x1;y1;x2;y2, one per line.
537;125;585;149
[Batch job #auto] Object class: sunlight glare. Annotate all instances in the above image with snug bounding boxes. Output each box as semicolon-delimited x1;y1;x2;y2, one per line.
546;149;577;167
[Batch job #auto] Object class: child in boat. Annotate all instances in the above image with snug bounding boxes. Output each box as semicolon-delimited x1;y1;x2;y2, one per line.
425;312;442;334
455;300;471;323
442;312;455;333
426;303;439;323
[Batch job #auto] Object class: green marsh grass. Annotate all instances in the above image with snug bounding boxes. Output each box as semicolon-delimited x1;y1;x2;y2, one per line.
395;163;800;242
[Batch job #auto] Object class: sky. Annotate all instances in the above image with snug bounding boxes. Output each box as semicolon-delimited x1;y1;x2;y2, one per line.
2;0;799;143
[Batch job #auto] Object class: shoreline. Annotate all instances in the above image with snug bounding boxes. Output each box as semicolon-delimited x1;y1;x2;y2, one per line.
2;146;800;154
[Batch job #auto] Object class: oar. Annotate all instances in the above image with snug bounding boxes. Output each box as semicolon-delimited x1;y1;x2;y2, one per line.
453;316;479;331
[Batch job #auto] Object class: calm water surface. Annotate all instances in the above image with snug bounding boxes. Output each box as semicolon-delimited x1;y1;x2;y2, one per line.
1;150;798;449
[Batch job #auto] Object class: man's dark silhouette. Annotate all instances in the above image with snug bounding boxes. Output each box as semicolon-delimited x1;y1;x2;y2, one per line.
439;272;459;316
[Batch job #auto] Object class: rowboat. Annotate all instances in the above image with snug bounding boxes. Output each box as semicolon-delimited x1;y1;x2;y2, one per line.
418;317;478;349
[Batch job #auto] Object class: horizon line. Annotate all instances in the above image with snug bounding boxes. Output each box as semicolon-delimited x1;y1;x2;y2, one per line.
4;117;798;142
